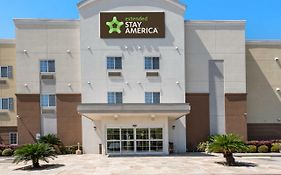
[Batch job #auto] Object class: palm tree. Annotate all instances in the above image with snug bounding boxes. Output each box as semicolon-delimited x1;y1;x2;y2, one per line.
208;134;248;166
38;134;62;146
13;143;57;168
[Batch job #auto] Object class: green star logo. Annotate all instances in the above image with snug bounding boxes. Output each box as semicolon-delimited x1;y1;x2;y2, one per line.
106;16;124;34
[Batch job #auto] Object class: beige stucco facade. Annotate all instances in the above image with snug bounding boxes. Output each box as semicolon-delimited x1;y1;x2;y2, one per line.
0;39;17;127
246;41;281;124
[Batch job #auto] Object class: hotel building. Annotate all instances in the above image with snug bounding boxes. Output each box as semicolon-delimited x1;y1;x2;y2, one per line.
0;0;280;155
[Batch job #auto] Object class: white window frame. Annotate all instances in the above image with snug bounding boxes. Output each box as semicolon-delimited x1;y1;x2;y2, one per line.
0;98;13;110
107;57;122;70
107;92;123;104
145;92;161;104
9;132;18;145
106;127;163;154
40;60;55;73
145;57;160;70
40;94;56;107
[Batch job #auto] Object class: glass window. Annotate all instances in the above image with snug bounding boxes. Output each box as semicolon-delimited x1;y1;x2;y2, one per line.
0;67;8;78
9;132;18;145
121;128;134;140
107;141;120;153
107;57;122;70
145;92;160;104
107;128;120;140
145;57;159;70
107;92;123;104
150;128;163;140
136;141;149;152
40;95;56;107
40;60;55;73
136;128;149;140
2;98;9;110
48;60;55;72
150;141;163;152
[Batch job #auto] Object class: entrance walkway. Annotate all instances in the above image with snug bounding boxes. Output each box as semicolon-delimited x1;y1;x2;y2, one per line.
1;153;281;174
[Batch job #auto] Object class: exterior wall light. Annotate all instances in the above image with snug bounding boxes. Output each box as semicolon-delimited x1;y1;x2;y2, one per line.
276;88;280;92
176;81;180;84
125;81;129;85
137;46;142;50
274;57;279;61
68;83;72;87
66;50;71;54
175;46;179;50
172;125;176;130
124;45;128;49
24;83;28;87
87;81;91;85
87;46;91;50
114;115;119;119
23;50;28;54
137;81;141;84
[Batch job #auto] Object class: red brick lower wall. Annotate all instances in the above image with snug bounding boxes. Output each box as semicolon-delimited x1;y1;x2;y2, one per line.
0;126;17;145
248;123;281;140
56;94;82;146
186;93;210;151
16;94;41;145
225;93;248;140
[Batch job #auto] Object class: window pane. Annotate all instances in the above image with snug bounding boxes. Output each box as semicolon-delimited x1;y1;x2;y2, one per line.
1;67;8;77
153;57;159;69
115;92;123;104
115;57;122;69
40;61;48;72
150;141;163;152
107;92;115;104
150;128;163;140
136;128;149;140
41;95;49;107
121;128;134;140
48;60;55;72
2;98;9;109
10;133;17;145
121;141;134;153
49;95;56;106
153;92;160;104
107;57;114;69
107;128;120;140
107;141;120;153
145;57;152;70
136;141;149;152
145;92;153;104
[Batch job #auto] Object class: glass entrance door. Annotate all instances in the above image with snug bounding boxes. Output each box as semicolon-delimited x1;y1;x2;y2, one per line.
106;127;163;154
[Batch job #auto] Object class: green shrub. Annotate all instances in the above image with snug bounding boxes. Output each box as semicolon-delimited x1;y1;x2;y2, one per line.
2;148;13;156
247;145;257;153
63;145;83;154
197;142;208;152
13;143;57;168
270;143;281;153
258;145;269;153
39;134;61;146
208;134;248;166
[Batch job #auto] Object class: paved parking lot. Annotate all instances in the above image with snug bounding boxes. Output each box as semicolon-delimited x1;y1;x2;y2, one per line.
0;153;281;175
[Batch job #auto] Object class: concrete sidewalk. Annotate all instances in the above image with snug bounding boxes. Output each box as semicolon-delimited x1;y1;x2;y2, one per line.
0;153;281;175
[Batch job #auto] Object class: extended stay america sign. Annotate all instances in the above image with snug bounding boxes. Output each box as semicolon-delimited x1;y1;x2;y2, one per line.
100;12;165;38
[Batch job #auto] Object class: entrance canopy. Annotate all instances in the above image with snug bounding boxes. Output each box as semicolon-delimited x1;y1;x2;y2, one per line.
78;103;190;120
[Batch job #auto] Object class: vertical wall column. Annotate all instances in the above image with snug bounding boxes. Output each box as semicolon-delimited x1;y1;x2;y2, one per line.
17;94;41;144
209;60;225;135
40;77;57;136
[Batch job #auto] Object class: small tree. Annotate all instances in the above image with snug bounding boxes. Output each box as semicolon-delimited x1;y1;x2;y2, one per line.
38;134;62;146
13;143;57;168
208;134;248;166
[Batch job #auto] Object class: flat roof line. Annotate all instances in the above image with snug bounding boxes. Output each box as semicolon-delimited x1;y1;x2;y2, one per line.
246;40;281;45
0;39;15;44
